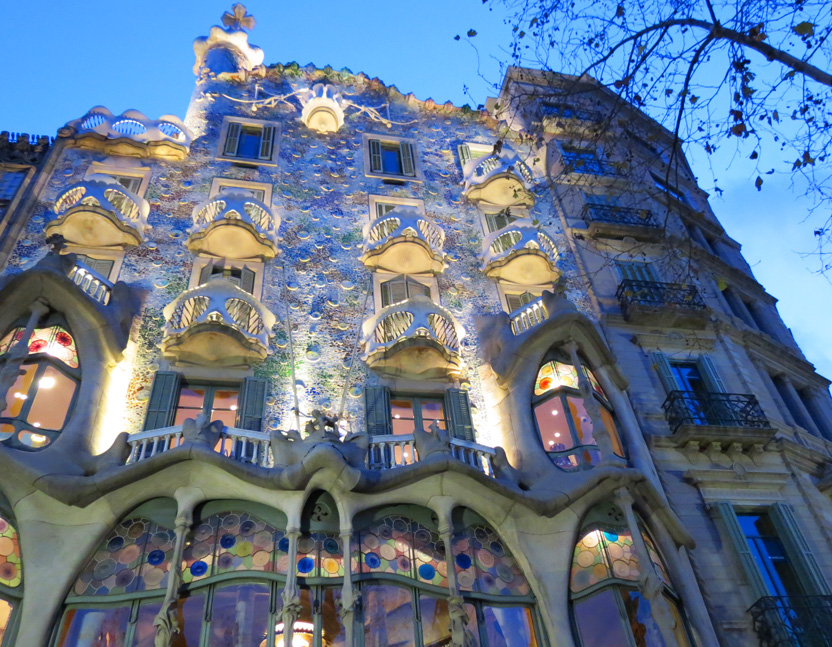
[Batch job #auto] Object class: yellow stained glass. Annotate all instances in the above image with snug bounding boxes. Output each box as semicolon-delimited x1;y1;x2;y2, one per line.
570;527;640;593
0;326;78;369
534;361;605;399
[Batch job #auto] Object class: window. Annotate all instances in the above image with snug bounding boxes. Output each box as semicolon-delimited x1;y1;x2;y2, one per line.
583;192;621;207
651;172;688;205
504;290;539;313
210;177;271;204
739;514;803;598
391;396;446;435
191;259;263;298
143;372;267;433
615;261;659;283
379;275;431;308
364;135;419;180
107;174;142;194
218;118;279;164
484;208;521;234
457;142;493;169
561;145;618;176
368;195;425;222
532;354;624;470
0;169;26;217
0;513;22;647
570;505;692;647
0;320;80;450
73;254;115;279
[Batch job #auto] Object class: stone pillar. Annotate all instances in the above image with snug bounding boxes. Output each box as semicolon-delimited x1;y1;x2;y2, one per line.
436;507;476;647
338;526;359;647
614;488;679;647
281;528;302;647
777;375;822;436
801;389;832;442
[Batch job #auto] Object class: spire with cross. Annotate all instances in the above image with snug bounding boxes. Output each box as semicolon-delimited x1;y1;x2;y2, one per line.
221;3;255;31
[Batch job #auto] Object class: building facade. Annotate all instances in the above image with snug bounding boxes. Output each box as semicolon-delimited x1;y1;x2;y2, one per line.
0;6;830;647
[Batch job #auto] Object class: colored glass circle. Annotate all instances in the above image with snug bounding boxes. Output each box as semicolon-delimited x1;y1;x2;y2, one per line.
190;561;208;577
418;564;436;580
455;553;472;570
298;557;315;574
147;549;166;565
220;534;237;549
278;537;290;552
323;537;340;554
365;552;381;569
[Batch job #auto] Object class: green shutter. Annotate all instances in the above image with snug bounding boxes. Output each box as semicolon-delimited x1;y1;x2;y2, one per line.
259;125;275;160
698;355;727;393
369;140;383;173
446;388;475;442
223;122;241;156
458;144;472;169
711;502;769;599
769;502;831;595
365;386;392;436
143;371;181;430
400;142;416;177
238;377;268;431
651;352;677;393
240;266;256;295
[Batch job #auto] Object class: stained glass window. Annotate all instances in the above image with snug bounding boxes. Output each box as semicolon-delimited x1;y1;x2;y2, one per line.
0;516;21;588
297;531;344;578
452;524;529;596
0;325;78;369
534;360;604;399
71;517;176;596
357;515;447;587
570;526;641;593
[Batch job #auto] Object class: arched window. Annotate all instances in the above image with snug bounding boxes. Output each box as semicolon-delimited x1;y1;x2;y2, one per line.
0;513;22;647
532;353;624;470
0;318;80;450
569;506;692;647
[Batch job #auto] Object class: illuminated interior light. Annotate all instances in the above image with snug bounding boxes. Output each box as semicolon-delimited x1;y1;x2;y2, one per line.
30;433;46;442
32;422;41;428
38;376;56;389
551;410;558;415
554;433;561;438
272;621;315;647
230;405;238;411
13;392;26;400
394;414;401;419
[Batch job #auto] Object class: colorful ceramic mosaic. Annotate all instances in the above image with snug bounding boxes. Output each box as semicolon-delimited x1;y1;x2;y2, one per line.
297;531;343;578
451;524;528;596
182;510;289;583
569;526;641;593
357;515;447;588
0;325;78;369
72;517;175;596
0;516;21;588
534;361;604;399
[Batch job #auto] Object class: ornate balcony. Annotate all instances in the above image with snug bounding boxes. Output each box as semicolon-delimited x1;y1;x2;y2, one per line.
367;434;496;476
161;277;277;367
462;149;535;208
63;107;192;161
127;425;272;466
186;191;279;260
584;204;662;241
46;174;150;248
360;206;446;274
663;391;770;433
749;596;832;647
67;259;113;305
480;225;560;284
615;279;707;327
361;295;464;380
509;296;549;335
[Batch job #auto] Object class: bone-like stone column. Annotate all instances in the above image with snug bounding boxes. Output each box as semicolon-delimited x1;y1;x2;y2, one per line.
436;505;476;647
337;526;359;647
281;528;302;647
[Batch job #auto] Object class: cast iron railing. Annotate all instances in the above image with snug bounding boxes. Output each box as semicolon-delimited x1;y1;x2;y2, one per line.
616;279;705;314
662;391;770;433
584;204;659;228
749;596;832;647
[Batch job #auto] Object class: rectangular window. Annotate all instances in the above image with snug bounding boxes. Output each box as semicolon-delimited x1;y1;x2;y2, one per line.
561;145;618;176
379;276;431;308
375;202;398;220
173;383;240;428
615;261;658;283
391;395;447;435
738;514;804;598
219;118;279;164
484;208;520;234
651;173;688;205
210;178;272;205
218;184;266;203
505;290;538;313
0;169;26;217
193;260;261;297
74;254;115;279
457;143;493;169
108;174;143;194
583;192;621;207
366;136;418;179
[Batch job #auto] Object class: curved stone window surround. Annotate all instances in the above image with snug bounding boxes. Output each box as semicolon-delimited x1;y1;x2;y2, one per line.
531;355;624;471
0;320;80;451
569;506;692;647
0;514;23;647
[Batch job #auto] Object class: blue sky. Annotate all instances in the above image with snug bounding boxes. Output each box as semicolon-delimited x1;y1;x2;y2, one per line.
1;0;830;384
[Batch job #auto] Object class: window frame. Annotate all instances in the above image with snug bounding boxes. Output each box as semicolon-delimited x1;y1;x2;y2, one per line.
368;195;426;222
189;257;265;299
457;142;495;170
362;133;423;181
61;247;124;282
209;177;272;205
86;163;151;197
498;284;547;315
559;143;619;177
172;380;242;428
216;116;281;166
479;205;530;236
0;165;32;220
389;394;448;436
373;273;438;313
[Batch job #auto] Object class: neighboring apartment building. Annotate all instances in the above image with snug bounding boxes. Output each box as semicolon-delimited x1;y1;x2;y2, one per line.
0;7;830;647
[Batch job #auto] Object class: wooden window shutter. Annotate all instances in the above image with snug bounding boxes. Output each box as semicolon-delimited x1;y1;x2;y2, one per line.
651;352;678;394
369;139;383;173
198;261;214;286
769;502;831;595
365;386;392;436
240;266;256;295
505;293;524;313
89;257;115;278
446;388;475;441
711;502;769;600
698;355;727;393
223;122;241;156
400;142;416;177
237;377;268;431
143;371;181;431
408;278;431;299
458;144;472;169
258;125;275;160
381;277;408;307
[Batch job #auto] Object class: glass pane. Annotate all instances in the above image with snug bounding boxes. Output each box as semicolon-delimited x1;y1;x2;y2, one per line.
621;588;666;647
174;387;207;426
738;514;803;597
420;399;445;426
208;583;270;647
420;595;452;647
237;127;262;159
534;361;581;396
665;595;691;647
566;396;595;446
3;363;35;418
363;584;414;647
212;389;239;411
173;593;206;647
321;588;346;647
57;606;130;647
391;399;416;435
480;606;537;647
534;397;574;452
381;144;403;175
276;589;314;647
600;407;625;457
26;365;76;430
573;589;629;647
214;510;282;575
0;516;19;589
452;524;529;596
132;600;162;647
0;598;13;645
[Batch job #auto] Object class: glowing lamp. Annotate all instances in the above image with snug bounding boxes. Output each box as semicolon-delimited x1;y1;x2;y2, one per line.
39;376;56;389
267;621;315;647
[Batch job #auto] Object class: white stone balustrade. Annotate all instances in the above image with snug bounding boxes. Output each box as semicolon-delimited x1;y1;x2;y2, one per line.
480;224;560;284
462;149;535;207
162;277;277;366
366;434;496;476
187;190;280;259
47;174;150;248
361;206;446;274
361;295;465;379
510;296;549;335
68;260;113;306
127;425;272;467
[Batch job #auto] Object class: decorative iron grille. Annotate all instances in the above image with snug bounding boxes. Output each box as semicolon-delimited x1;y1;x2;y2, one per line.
616;279;705;314
749;596;832;647
584;204;659;228
662;391;770;432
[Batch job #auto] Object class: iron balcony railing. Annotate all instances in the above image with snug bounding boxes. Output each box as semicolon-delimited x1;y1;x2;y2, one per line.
749;596;832;647
616;279;705;314
583;204;659;228
662;390;770;433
